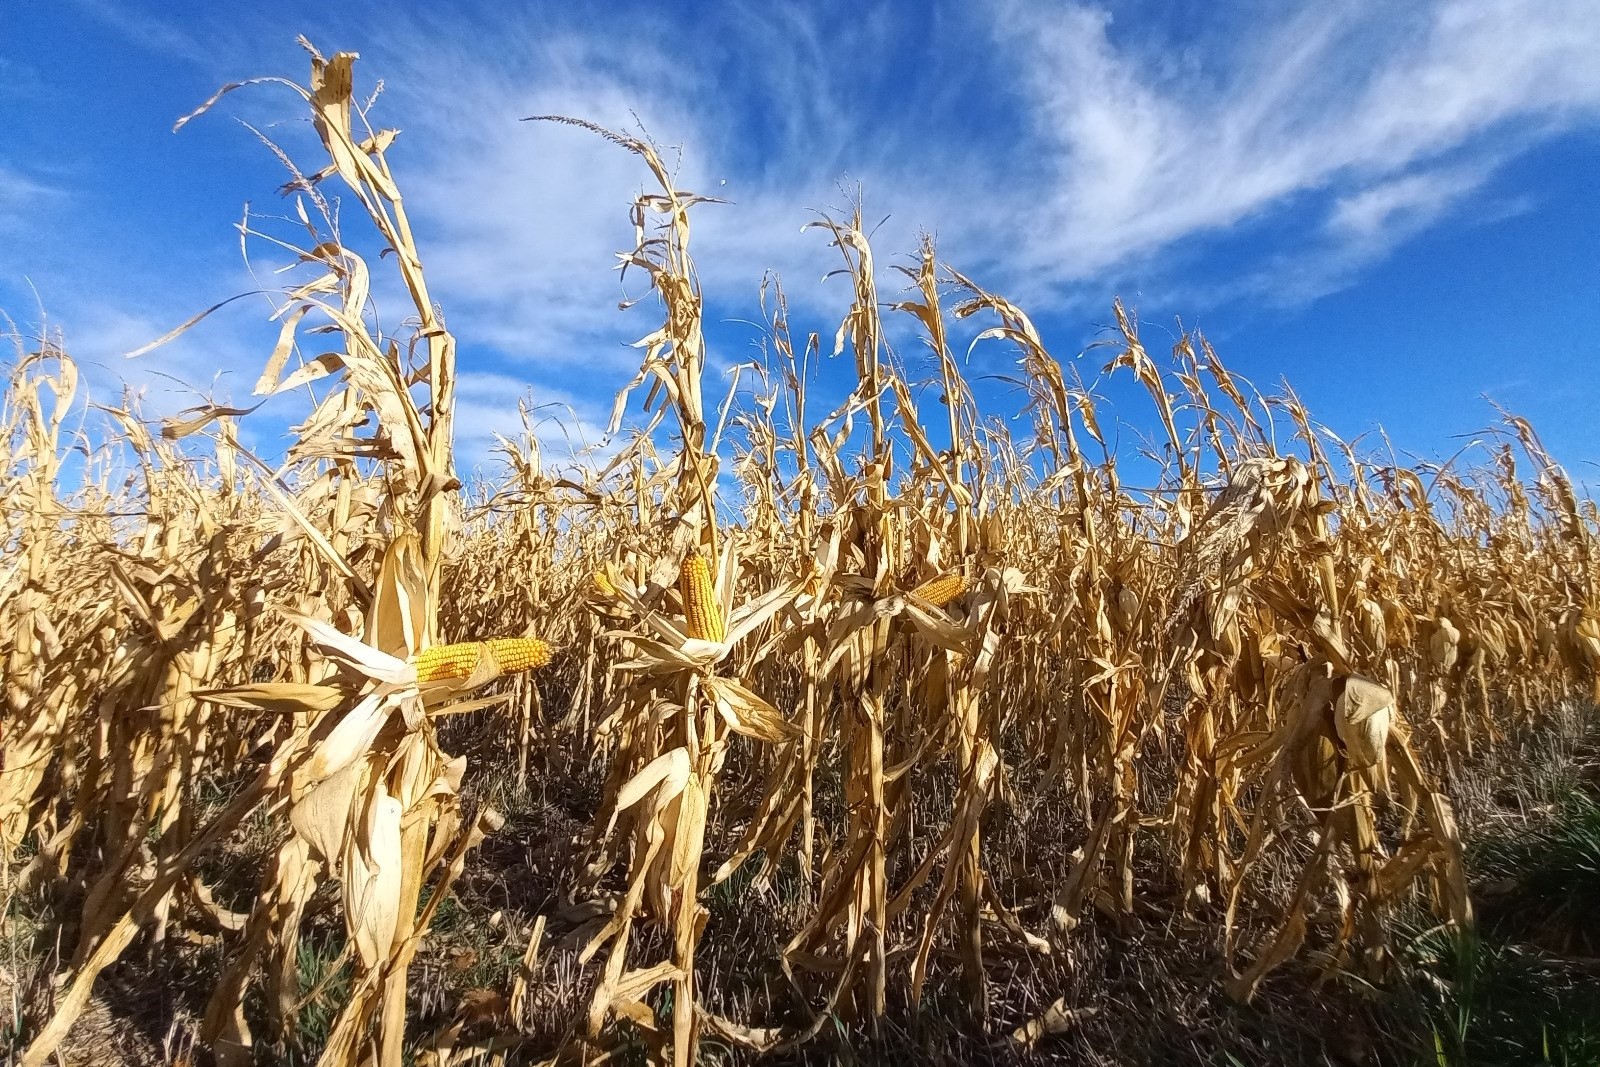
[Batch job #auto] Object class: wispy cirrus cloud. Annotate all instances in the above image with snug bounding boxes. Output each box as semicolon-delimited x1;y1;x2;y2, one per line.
450;369;618;476
9;0;1600;471
20;0;1600;321
0;165;63;236
356;0;1600;378
1326;166;1495;243
61;0;212;64
1003;0;1600;295
373;9;1001;384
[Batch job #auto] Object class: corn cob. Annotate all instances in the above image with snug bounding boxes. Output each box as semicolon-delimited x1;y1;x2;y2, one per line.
679;553;726;642
413;637;552;683
908;572;970;608
591;570;618;599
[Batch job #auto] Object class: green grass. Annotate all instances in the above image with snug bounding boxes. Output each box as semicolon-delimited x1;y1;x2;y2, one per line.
1394;925;1600;1066
1385;782;1600;1067
289;936;352;1064
1472;789;1600;956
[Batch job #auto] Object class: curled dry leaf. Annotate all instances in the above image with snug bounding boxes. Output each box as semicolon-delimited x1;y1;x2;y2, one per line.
1012;1000;1099;1047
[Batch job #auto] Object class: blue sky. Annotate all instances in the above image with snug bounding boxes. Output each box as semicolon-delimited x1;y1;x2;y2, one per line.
3;0;1598;486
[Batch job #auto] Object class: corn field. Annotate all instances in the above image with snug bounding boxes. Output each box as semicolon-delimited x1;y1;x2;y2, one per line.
4;42;1598;1066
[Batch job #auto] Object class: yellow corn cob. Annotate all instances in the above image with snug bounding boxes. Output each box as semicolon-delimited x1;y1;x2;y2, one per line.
413;637;552;683
679;553;726;642
909;572;970;608
591;570;618;599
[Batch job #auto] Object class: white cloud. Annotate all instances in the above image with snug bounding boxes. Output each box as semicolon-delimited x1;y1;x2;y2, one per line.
0;166;55;205
1326;164;1492;241
368;31;712;366
1004;0;1600;289
450;369;616;474
14;0;1600;471
353;12;1006;465
49;301;262;418
361;0;1600;396
61;0;211;65
0;165;62;236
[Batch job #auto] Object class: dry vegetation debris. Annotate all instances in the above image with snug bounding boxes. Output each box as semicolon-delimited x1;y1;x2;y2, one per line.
3;38;1598;1067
